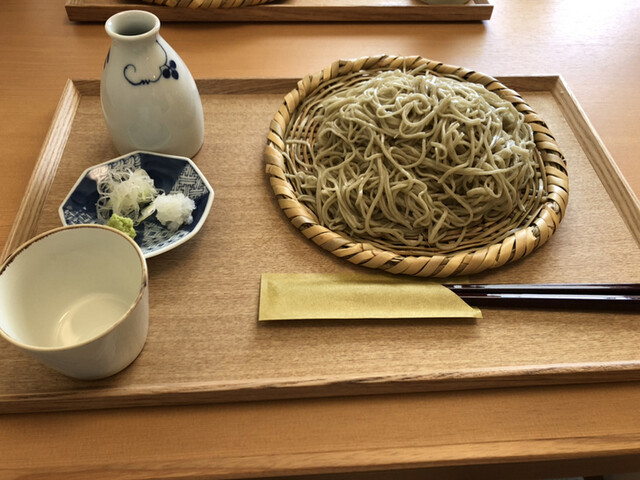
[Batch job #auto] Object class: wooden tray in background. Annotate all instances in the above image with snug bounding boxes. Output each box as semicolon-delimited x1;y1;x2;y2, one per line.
65;0;493;23
1;75;640;415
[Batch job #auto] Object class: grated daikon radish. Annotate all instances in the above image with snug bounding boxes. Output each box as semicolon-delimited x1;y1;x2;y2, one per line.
154;192;196;231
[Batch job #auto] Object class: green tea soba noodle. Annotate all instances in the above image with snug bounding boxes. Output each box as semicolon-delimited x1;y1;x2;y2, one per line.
283;69;543;253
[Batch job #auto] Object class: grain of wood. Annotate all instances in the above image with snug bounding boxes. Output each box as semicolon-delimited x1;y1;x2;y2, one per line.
0;80;81;262
1;76;639;415
4;383;640;479
5;1;640;478
64;0;494;22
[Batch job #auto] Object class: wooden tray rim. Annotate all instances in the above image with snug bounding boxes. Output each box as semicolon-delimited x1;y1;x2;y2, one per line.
2;74;640;414
65;0;494;23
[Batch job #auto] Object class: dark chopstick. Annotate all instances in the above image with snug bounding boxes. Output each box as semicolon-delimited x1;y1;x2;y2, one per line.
442;283;640;311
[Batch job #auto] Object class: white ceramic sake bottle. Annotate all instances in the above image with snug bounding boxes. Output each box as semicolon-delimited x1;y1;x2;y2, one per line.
101;10;204;158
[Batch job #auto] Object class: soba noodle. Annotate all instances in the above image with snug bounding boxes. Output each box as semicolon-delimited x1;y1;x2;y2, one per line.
283;68;543;253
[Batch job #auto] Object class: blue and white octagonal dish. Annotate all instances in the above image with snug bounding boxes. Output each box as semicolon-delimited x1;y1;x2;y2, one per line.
59;151;214;258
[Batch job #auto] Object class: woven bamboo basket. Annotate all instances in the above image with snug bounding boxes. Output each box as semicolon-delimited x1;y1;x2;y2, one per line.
264;55;569;277
140;0;273;7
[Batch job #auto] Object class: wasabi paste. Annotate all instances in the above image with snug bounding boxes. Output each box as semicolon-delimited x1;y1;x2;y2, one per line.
107;213;137;239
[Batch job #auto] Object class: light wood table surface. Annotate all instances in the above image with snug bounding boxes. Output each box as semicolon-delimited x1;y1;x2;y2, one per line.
2;1;640;478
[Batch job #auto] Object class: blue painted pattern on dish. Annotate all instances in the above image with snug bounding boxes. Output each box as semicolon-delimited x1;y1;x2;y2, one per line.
60;151;213;258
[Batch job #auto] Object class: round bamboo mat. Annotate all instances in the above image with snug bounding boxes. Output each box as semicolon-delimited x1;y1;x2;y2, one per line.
140;0;273;7
265;55;569;277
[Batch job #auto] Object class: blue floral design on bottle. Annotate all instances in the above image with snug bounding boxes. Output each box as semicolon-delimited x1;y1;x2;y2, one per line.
161;60;179;80
123;41;179;86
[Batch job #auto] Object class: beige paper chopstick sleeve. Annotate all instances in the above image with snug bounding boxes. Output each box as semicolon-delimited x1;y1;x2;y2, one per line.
259;273;482;321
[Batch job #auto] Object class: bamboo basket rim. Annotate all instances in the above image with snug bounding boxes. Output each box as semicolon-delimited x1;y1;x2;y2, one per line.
264;55;569;278
139;0;274;8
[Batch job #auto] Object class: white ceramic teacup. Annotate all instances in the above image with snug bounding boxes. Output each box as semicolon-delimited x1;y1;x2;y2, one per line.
0;225;149;380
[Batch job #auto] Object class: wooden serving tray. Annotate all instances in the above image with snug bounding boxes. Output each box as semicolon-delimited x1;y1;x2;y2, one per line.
65;0;493;23
1;75;639;414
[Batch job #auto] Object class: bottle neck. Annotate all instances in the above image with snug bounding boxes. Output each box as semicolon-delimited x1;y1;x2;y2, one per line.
105;10;161;45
